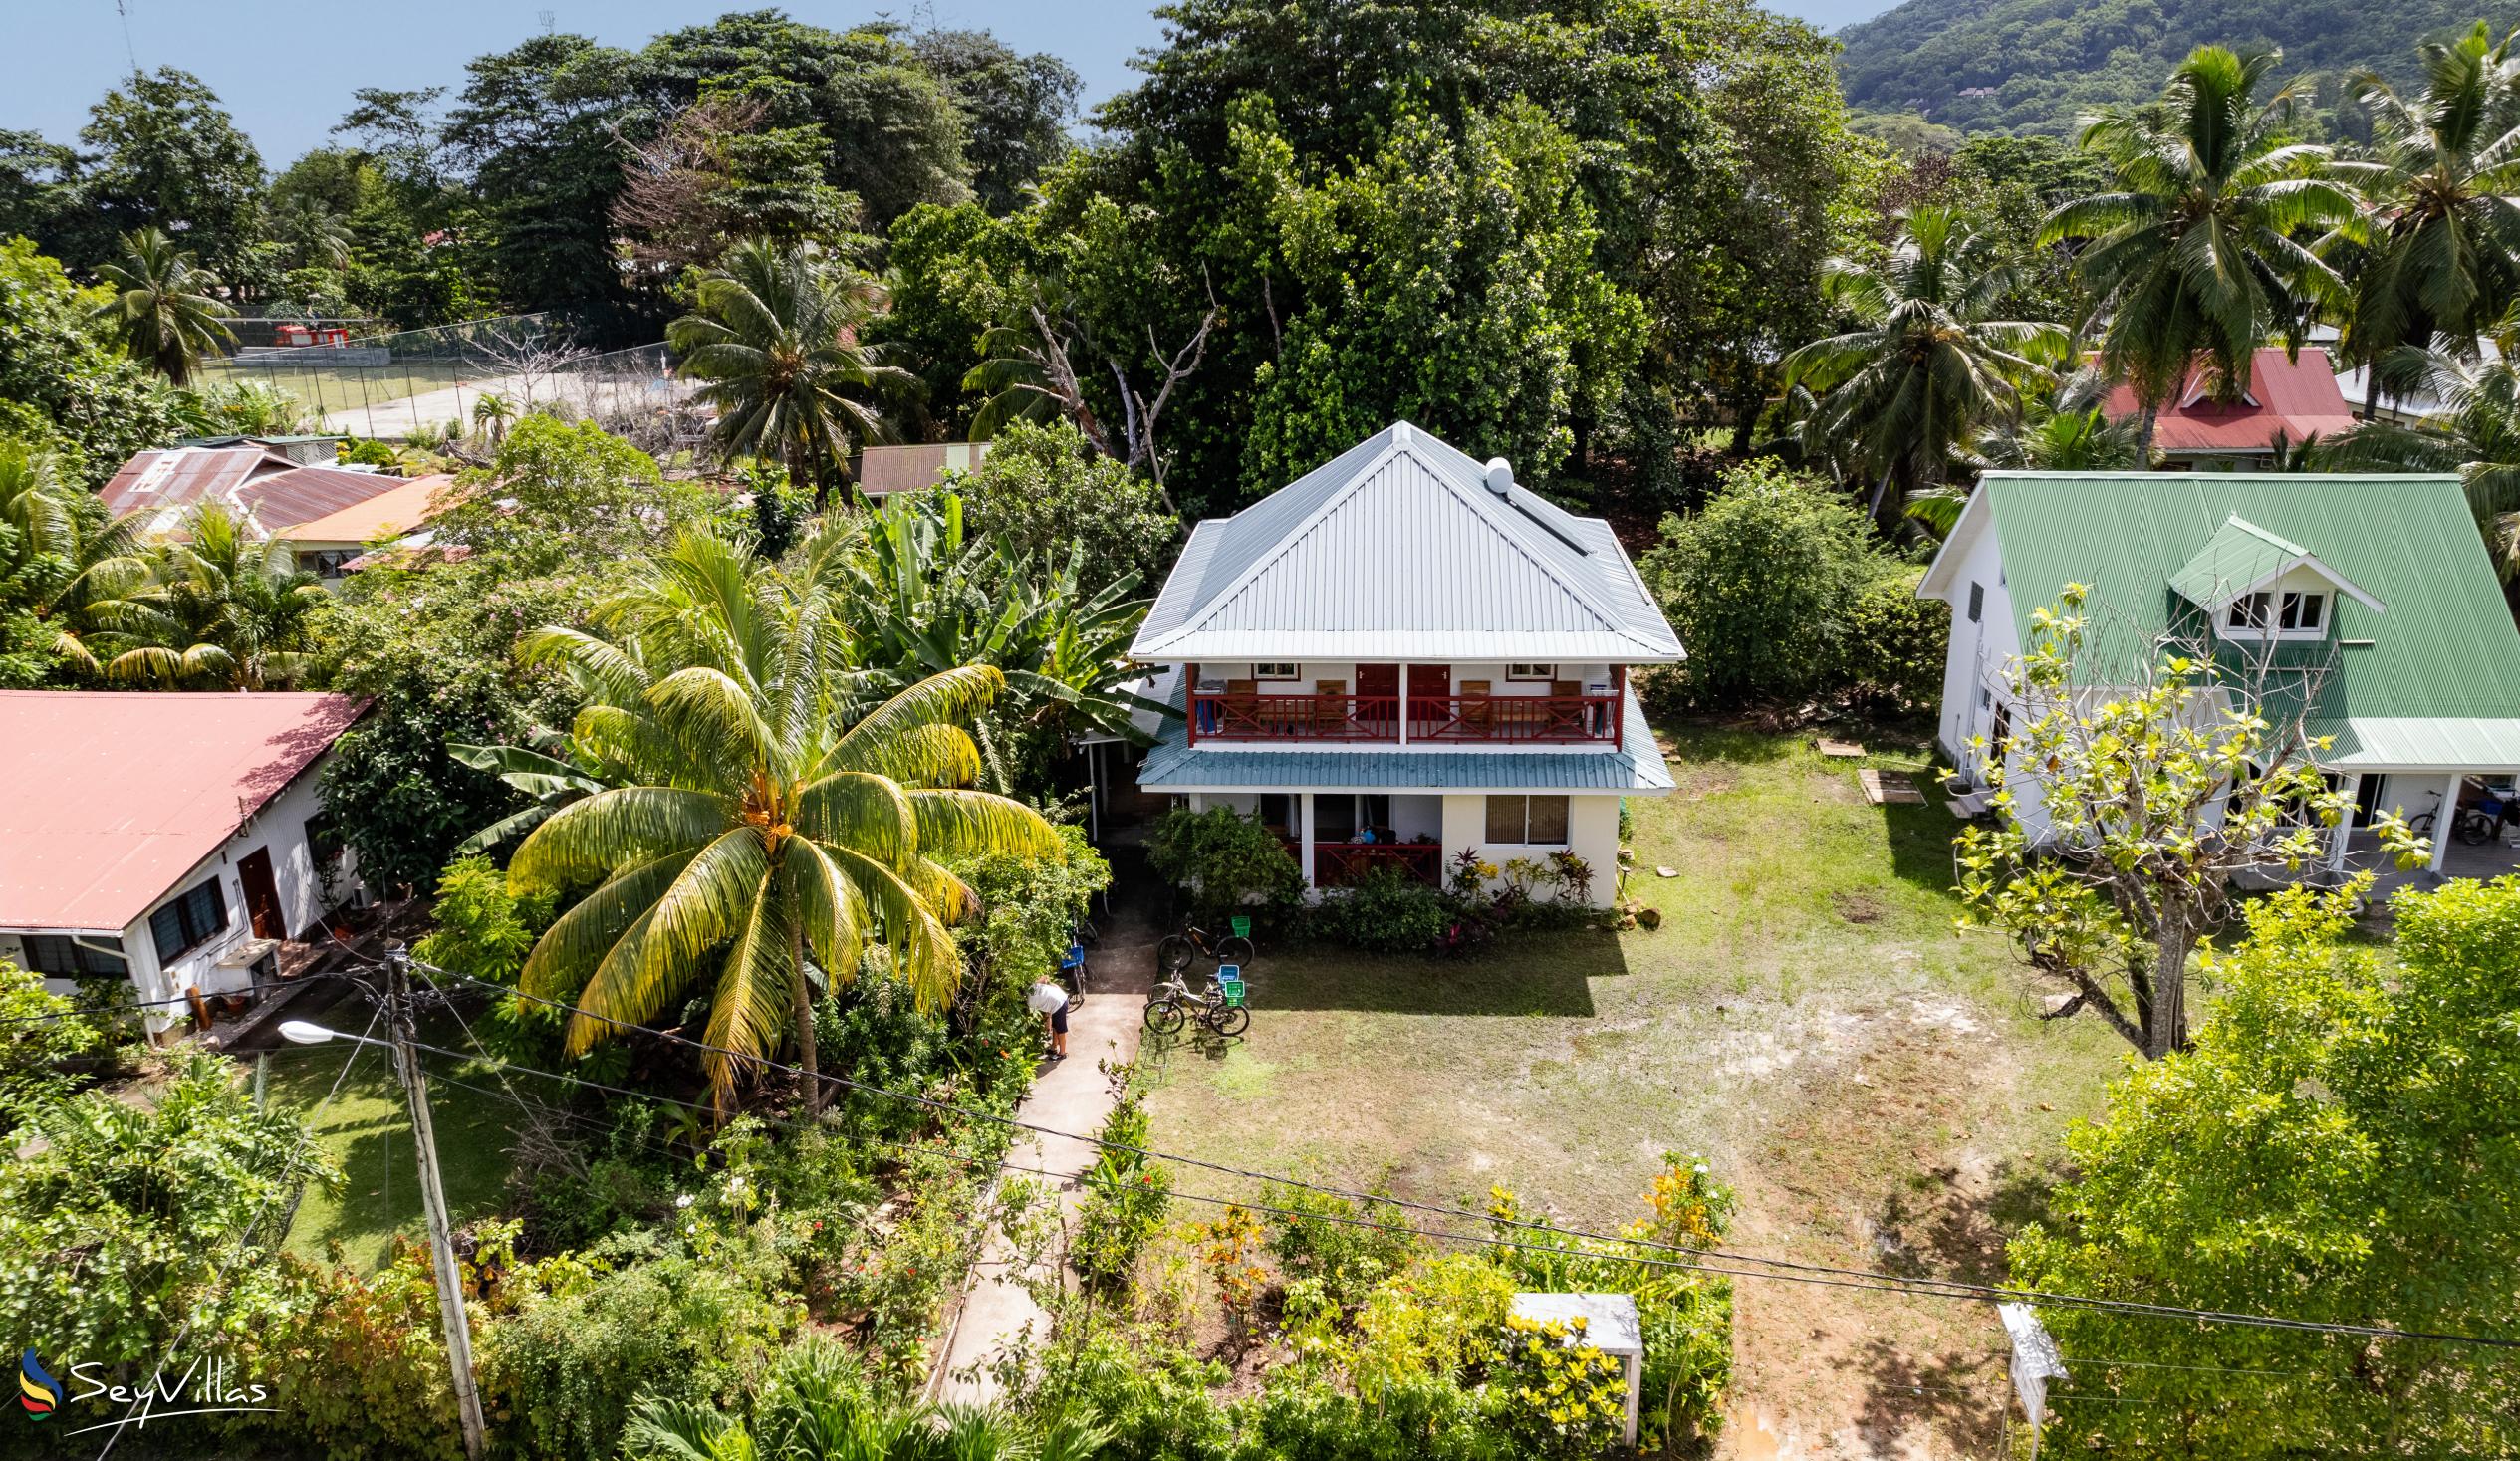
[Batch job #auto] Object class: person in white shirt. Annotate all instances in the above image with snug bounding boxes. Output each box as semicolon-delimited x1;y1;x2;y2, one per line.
1028;974;1070;1060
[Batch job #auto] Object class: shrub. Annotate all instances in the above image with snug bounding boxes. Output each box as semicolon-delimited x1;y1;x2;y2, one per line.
1261;1180;1415;1298
1834;564;1948;712
1073;1078;1172;1293
959;823;1111;987
1639;460;1882;707
1490;1314;1628;1458
952;418;1181;597
1145;806;1304;920
1310;864;1453;954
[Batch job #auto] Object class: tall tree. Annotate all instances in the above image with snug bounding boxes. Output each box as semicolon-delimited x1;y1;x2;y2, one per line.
2040;46;2358;456
2010;881;2520;1455
911;29;1080;214
2332;23;2520;374
1778;205;2063;527
98;504;327;690
77;68;267;281
504;527;1061;1110
0;239;184;487
667;238;908;506
88;228;237;387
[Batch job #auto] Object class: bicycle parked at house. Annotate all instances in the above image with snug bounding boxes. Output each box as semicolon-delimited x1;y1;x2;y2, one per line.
1143;965;1250;1038
1155;919;1254;975
1057;935;1090;1009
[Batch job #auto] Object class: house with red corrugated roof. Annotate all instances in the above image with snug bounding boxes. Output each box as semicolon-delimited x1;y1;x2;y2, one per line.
0;691;370;1038
2099;347;2364;470
100;444;452;582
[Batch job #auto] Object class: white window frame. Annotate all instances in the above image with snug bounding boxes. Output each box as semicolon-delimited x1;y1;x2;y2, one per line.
1484;794;1572;847
1252;661;1300;680
1505;663;1557;682
2221;590;2330;642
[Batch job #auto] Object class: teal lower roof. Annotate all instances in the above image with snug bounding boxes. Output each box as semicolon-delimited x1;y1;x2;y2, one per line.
1135;694;1674;794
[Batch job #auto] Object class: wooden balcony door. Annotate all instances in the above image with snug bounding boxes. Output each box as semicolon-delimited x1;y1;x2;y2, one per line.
1357;664;1399;734
238;848;285;939
1404;664;1448;739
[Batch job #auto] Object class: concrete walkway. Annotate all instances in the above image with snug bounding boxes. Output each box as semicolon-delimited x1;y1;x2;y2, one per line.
933;906;1155;1402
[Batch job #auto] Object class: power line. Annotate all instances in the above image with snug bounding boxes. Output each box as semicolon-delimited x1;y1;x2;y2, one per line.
382;997;2520;1354
420;963;2520;1351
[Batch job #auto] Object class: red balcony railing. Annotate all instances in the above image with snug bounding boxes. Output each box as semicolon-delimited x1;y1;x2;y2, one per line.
1189;691;1400;742
1297;841;1444;888
1407;693;1619;744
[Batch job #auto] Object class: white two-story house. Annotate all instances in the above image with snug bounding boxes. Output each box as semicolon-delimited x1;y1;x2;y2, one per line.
1127;422;1683;907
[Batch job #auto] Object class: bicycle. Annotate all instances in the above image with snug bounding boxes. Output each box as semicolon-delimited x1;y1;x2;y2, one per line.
1142;966;1250;1039
1156;919;1254;975
1057;937;1090;1009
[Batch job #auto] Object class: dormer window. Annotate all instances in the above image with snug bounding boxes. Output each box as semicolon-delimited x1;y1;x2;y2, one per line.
2225;590;2328;636
2280;592;2325;632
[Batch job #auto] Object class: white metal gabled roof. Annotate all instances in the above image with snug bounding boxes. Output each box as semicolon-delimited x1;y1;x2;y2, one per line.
1131;422;1684;663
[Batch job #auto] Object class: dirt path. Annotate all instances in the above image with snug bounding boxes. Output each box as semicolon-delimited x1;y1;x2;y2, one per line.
931;902;1157;1401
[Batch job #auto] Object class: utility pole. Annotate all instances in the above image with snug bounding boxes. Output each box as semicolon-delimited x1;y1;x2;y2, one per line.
384;946;490;1460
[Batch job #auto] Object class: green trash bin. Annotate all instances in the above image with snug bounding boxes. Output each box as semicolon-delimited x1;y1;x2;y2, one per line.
1229;915;1251;940
1217;968;1246;1007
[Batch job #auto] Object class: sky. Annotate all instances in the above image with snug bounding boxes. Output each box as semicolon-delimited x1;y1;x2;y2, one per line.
15;0;1894;166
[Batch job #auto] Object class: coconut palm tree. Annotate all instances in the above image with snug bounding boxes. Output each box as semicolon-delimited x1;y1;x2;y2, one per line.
0;443;152;677
271;195;354;272
98;504;327;689
503;526;1061;1111
89;228;238;387
2040;46;2359;456
666;238;910;509
1777;204;2066;528
471;392;517;447
2332;24;2520;374
2320;345;2520;575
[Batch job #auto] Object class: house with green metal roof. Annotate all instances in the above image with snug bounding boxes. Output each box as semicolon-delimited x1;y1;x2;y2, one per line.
1917;470;2520;881
1127;421;1683;906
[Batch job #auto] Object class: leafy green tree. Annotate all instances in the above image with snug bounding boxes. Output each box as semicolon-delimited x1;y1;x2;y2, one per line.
442;32;641;321
76;68;267;280
89;227;237;386
2333;23;2520;371
505;527;1062;1109
0;959;104;1125
0;238;184;486
1234;96;1645;497
952;419;1179;597
1145;805;1305;921
2320;346;2520;576
2040;47;2358;456
668;239;909;507
1639;461;1885;707
2011;880;2520;1455
1779;204;2062;526
1955;587;2420;1059
0;1049;338;1364
869;200;1020;436
428;413;717;575
912;29;1081;214
0;438;146;685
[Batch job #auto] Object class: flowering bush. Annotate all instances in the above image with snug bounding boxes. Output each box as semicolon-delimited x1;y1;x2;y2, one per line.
1492;1314;1628;1457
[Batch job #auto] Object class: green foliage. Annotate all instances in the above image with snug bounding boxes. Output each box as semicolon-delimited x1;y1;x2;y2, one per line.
1073;1079;1172;1293
72;69;268;280
428;414;714;576
89;226;238;386
954;419;1180;597
1835;565;1950;713
2009;880;2520;1455
241;1246;466;1461
0;1051;338;1364
1261;1181;1414;1300
1145;806;1305;920
0;959;104;1125
1640;460;1887;707
414;853;553;984
960;823;1112;987
1489;1315;1627;1459
89;502;330;689
0;237;183;487
1308;865;1455;956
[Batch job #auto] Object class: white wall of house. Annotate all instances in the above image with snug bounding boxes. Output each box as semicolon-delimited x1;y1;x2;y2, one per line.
0;763;354;1032
1440;793;1621;907
1932;516;2023;784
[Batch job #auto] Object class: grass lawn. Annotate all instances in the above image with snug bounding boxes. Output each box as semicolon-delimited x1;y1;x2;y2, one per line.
268;1009;536;1274
1137;721;2133;1455
197;360;475;414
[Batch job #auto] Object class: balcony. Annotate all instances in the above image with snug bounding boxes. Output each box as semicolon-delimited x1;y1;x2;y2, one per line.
1282;838;1445;888
1188;689;1622;746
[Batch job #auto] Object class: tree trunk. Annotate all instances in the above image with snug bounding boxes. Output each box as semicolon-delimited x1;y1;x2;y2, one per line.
790;919;824;1112
2137;403;2159;465
2146;914;2195;1060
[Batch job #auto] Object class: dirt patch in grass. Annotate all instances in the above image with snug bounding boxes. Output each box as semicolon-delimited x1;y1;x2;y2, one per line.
1832;891;1887;925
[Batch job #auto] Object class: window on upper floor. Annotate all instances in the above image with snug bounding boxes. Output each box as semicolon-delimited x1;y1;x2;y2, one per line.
1485;795;1571;846
149;877;229;965
1506;663;1557;682
2280;591;2325;631
1967;583;1984;623
2225;591;2327;636
1253;662;1299;680
19;934;127;978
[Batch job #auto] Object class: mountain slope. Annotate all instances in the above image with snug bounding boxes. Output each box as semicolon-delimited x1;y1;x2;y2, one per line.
1835;0;2520;135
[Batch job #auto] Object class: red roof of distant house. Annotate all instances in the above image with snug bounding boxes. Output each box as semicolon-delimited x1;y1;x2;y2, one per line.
2101;348;2363;454
0;691;368;933
281;474;454;545
101;447;425;539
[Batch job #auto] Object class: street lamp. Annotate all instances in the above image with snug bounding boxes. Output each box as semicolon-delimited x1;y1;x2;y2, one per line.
278;1019;353;1046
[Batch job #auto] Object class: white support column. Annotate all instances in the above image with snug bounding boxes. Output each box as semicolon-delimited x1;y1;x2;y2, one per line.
2430;773;2462;877
2329;773;2360;878
1186;792;1204;814
1396;663;1410;746
1299;792;1317;891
